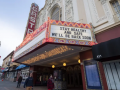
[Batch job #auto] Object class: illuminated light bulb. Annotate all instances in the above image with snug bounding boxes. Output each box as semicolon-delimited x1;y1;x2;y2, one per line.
78;59;81;63
52;65;55;68
63;63;66;66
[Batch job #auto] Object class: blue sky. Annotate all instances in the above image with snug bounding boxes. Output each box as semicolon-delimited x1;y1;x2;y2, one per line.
0;0;45;66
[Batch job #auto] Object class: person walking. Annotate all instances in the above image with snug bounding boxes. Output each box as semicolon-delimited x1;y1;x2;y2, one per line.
47;75;54;90
16;76;22;88
24;73;34;90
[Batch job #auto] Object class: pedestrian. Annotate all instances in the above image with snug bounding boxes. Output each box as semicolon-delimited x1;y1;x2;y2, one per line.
24;73;33;90
47;75;54;90
16;76;22;88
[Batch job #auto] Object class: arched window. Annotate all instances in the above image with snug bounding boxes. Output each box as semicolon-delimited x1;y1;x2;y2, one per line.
51;7;61;20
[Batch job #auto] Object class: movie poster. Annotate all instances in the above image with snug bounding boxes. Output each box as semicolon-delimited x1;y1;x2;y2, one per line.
84;60;102;89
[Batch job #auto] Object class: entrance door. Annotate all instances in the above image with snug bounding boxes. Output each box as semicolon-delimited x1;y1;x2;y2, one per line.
74;72;82;87
74;65;83;88
67;72;74;87
103;60;120;90
66;65;83;88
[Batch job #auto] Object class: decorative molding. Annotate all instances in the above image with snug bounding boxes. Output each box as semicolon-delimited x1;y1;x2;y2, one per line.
101;0;106;5
94;21;108;28
39;0;62;26
95;20;120;34
100;0;114;23
65;0;74;22
96;16;107;23
90;0;99;21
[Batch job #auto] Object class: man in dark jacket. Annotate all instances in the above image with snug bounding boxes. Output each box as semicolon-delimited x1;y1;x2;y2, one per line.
16;76;22;88
24;73;33;90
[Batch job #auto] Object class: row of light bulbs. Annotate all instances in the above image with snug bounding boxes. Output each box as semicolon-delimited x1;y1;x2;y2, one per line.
52;59;81;68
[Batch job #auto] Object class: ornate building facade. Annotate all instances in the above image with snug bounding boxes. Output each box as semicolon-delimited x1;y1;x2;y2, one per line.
35;0;120;90
13;0;120;90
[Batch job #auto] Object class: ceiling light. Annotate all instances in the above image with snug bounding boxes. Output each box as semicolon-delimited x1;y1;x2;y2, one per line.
52;65;55;68
78;59;81;63
63;63;66;66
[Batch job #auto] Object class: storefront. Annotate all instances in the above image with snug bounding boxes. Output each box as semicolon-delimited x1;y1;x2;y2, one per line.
92;37;120;90
8;65;17;82
16;64;29;84
12;18;108;90
2;67;9;79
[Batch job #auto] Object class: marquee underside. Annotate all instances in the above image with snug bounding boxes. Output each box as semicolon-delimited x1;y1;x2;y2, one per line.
14;43;91;67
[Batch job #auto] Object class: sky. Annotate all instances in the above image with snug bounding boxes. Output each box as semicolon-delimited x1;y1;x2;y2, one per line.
0;0;45;66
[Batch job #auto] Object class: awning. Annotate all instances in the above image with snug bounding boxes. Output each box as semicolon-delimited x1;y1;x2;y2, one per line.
2;70;4;72
1;67;9;72
16;64;29;70
92;37;120;61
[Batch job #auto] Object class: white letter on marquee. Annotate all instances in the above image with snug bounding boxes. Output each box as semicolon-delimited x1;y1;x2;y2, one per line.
29;22;34;28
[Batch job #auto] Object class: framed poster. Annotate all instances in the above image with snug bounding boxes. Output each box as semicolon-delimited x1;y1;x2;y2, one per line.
84;60;102;89
54;70;58;80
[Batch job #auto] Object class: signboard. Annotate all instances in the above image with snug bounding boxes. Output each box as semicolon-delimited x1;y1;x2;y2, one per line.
84;60;102;89
24;3;39;38
50;25;92;41
1;68;5;70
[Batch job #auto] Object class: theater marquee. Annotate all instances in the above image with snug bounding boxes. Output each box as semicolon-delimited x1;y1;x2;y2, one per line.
13;18;97;62
50;25;92;41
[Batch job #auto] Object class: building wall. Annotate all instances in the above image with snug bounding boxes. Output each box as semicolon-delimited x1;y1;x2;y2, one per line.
2;56;11;68
2;51;19;68
35;0;86;29
96;24;120;43
34;0;120;39
76;0;87;23
25;0;120;89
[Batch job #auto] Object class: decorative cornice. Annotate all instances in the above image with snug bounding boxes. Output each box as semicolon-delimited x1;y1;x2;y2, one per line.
95;21;120;34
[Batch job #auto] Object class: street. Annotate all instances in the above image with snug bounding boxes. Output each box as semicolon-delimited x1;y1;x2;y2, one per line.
0;79;47;90
0;79;83;90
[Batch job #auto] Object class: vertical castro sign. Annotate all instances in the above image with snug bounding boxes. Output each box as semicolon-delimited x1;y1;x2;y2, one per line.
24;3;39;38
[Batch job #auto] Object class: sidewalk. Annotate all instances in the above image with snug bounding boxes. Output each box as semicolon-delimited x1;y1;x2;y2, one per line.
0;79;83;90
0;79;47;90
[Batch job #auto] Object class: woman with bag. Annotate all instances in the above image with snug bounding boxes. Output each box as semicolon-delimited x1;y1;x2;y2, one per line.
47;75;54;90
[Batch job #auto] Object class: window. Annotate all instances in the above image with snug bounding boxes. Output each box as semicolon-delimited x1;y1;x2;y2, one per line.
111;0;120;20
51;7;61;20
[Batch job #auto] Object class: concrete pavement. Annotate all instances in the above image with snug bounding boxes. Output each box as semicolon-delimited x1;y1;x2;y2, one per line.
0;79;47;90
0;79;83;90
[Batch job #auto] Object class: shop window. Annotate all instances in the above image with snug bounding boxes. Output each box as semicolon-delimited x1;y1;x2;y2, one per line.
51;7;61;20
111;0;120;20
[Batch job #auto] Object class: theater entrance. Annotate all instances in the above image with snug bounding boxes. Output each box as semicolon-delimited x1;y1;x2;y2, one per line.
34;64;83;90
66;65;83;89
